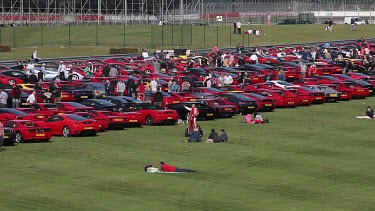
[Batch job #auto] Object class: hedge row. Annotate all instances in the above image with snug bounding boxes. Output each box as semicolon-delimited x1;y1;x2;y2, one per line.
109;48;138;54
0;46;11;52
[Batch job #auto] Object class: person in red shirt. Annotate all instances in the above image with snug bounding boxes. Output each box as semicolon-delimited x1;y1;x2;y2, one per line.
212;44;219;54
159;162;197;173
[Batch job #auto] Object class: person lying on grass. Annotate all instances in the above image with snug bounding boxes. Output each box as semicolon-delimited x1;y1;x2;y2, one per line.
159;162;197;173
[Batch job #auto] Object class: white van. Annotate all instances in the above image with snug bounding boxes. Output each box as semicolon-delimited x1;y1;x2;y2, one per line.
344;17;366;25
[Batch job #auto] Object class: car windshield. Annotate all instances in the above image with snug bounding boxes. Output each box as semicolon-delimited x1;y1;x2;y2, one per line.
319;86;335;91
97;111;112;116
121;96;146;103
20;121;36;127
62;84;87;90
140;104;161;110
66;102;87;107
231;94;253;101
248;93;266;99
67;115;88;121
88;83;105;88
2;109;27;116
91;100;115;106
44;104;61;110
277;81;294;86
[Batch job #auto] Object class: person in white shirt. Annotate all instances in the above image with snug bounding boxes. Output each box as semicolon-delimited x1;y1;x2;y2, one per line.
249;52;258;64
57;61;67;80
248;28;253;35
32;50;39;62
223;73;233;85
165;52;170;60
311;49;317;61
26;61;35;74
26;91;36;104
150;78;158;92
236;21;242;34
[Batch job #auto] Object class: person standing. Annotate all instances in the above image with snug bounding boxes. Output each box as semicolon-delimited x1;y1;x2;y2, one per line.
102;63;111;77
57;61;66;81
236;21;242;34
212;44;219;54
328;19;333;31
126;76;135;97
249;52;258;64
0;121;4;149
67;64;73;81
105;80;114;96
117;80;126;96
26;91;36;105
309;63;317;77
26;60;35;74
150;77;158;92
153;87;163;107
38;63;47;81
143;85;152;103
10;84;21;108
109;65;119;77
301;62;307;78
54;84;62;103
185;104;199;132
31;50;39;63
153;60;161;74
0;89;8;108
168;80;180;93
277;69;286;81
233;21;237;34
351;18;356;31
223;73;233;85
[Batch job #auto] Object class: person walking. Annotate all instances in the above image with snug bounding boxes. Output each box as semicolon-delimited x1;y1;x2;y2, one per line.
351;18;356;31
233;21;237;34
31;50;39;63
26;60;35;74
105;80;114;96
109;65;119;77
38;63;47;81
10;84;21;108
236;21;242;34
117;80;126;96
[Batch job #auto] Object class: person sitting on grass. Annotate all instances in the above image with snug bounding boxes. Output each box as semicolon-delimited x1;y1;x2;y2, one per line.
356;106;374;119
185;127;202;143
220;129;228;142
159;162;197;173
206;129;221;143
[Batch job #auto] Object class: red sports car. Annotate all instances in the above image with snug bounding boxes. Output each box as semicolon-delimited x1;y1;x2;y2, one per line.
27;103;71;116
43;114;99;137
57;102;95;112
242;92;277;111
74;112;109;132
0;108;50;122
89;110;127;130
4;120;52;143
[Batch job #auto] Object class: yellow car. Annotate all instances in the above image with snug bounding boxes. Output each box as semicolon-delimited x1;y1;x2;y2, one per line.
18;84;36;90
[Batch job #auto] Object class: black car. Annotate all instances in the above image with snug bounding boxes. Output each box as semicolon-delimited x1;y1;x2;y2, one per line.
60;85;94;101
2;127;16;146
219;93;258;114
166;102;216;120
278;19;297;25
80;99;119;111
102;96;150;111
1;70;30;83
195;99;236;118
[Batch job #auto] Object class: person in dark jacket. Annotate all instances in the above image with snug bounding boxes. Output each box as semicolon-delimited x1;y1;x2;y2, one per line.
126;75;136;97
153;87;163;107
206;129;222;143
366;106;374;118
102;63;111;77
105;80;114;96
10;84;21;108
159;162;197;172
220;129;228;142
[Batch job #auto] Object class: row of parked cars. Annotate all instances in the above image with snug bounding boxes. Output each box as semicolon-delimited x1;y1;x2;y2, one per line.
1;39;375;146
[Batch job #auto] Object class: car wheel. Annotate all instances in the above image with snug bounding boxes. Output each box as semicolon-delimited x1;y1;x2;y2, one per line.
40;139;50;142
145;69;151;74
89;131;97;136
15;132;23;143
62;126;71;137
145;115;154;126
8;79;16;85
72;74;79;80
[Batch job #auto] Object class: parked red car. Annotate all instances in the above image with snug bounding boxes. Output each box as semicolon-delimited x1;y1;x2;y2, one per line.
74;112;109;131
4;120;52;143
57;102;95;112
43;114;99;137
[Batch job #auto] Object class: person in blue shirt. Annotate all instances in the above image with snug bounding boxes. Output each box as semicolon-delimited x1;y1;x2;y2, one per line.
168;80;180;92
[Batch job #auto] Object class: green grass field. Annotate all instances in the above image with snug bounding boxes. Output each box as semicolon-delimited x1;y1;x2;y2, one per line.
0;24;374;61
1;98;374;210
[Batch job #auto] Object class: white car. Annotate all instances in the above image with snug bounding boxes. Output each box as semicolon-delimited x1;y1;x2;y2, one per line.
33;69;85;81
267;80;300;89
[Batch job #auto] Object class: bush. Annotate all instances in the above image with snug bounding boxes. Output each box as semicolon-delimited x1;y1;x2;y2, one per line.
0;46;11;52
109;48;138;54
